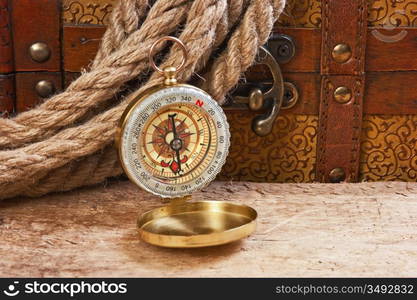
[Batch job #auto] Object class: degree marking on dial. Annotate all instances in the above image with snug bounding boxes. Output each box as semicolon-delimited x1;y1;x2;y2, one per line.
178;117;188;129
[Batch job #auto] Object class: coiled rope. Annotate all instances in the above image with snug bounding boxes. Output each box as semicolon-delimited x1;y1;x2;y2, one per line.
0;0;285;199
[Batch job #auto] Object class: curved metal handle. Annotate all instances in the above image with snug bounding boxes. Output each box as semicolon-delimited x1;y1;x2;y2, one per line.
234;46;284;136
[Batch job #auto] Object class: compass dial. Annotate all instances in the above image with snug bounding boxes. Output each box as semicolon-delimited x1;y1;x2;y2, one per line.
118;85;230;198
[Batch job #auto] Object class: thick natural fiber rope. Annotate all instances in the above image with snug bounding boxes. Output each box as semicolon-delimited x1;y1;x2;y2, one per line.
0;0;285;199
0;0;191;149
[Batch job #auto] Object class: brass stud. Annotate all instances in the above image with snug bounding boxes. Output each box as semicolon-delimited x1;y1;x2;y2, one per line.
29;42;51;63
333;86;352;104
331;43;352;63
35;80;55;98
329;167;346;183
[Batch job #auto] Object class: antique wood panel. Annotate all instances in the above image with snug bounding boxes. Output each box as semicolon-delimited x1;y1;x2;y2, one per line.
62;26;322;73
0;0;14;116
365;72;417;115
0;74;14;115
0;0;13;73
278;28;320;73
279;72;320;115
63;25;104;72
367;27;417;72
10;0;61;72
235;70;417;116
62;26;417;74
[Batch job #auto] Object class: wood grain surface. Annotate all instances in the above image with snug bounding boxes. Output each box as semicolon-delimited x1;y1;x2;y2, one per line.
10;0;61;72
0;180;416;277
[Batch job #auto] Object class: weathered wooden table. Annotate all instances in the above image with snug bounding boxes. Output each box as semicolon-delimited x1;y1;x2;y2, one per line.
1;180;416;277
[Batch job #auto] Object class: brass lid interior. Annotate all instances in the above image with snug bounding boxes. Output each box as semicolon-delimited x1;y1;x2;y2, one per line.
137;200;257;248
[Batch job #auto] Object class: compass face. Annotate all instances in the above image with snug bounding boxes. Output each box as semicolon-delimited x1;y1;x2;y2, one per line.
118;85;230;198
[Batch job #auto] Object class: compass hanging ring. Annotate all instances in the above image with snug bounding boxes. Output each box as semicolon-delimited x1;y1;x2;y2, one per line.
148;36;188;75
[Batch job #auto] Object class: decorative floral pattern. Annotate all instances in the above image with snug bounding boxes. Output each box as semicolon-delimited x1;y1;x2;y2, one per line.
368;0;417;27
219;112;317;182
276;0;322;28
360;115;417;181
276;0;417;28
62;0;115;25
62;0;417;27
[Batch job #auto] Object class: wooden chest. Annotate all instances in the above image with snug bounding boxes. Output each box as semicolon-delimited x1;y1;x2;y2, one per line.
1;0;417;183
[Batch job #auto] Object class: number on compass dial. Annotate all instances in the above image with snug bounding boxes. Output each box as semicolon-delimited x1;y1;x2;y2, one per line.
139;102;212;180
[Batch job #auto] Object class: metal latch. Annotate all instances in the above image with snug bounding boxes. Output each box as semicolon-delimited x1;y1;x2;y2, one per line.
227;34;298;136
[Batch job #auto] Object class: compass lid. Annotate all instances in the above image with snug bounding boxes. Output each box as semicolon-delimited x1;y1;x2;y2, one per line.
137;200;257;248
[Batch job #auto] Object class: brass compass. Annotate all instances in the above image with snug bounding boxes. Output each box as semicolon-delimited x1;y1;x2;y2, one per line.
116;37;257;248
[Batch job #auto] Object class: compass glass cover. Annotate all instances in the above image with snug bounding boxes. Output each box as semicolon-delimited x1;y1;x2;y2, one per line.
119;85;230;198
